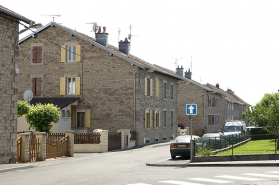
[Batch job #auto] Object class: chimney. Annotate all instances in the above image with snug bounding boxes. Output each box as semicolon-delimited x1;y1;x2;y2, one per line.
95;26;109;47
119;38;130;55
184;68;192;80
176;65;184;77
227;89;234;94
216;83;220;89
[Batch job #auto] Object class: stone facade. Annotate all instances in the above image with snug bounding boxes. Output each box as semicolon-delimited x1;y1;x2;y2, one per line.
18;23;179;146
0;13;19;164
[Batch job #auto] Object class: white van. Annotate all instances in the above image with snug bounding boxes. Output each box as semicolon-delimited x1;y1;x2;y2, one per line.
223;120;246;136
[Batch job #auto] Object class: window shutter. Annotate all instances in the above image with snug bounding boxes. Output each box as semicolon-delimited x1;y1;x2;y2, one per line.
71;112;76;128
150;110;152;128
156;80;159;98
76;45;81;62
32;78;35;95
144;78;147;96
60;77;65;95
61;45;66;62
36;46;42;63
158;111;161;127
212;97;215;107
150;79;153;96
144;110;147;128
75;77;80;95
85;109;91;128
154;110;156;127
36;78;41;96
32;46;37;63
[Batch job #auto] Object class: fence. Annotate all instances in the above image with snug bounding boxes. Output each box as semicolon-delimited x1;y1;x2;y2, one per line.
46;136;69;159
29;135;39;162
16;137;22;163
195;134;279;157
48;133;65;141
74;133;101;144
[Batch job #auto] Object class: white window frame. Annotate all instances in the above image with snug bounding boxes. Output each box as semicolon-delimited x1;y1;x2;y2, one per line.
67;77;76;95
67;45;76;62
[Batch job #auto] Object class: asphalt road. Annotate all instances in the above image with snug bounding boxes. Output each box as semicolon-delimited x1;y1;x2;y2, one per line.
1;144;279;185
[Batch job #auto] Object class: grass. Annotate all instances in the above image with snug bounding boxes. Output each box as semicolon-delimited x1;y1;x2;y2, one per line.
215;139;278;155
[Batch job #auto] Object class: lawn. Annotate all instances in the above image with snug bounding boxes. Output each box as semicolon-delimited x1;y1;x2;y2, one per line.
215;139;279;155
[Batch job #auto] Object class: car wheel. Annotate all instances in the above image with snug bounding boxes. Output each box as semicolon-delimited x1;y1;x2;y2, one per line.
171;155;176;159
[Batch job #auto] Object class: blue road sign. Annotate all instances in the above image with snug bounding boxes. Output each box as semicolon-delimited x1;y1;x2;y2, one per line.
186;104;197;115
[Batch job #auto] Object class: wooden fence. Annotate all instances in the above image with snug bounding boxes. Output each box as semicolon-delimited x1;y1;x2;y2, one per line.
108;132;121;151
47;133;65;141
74;133;101;144
29;136;39;162
16;137;22;163
46;136;68;159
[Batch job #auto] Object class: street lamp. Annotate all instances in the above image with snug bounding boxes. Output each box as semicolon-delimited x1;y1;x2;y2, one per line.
19;23;43;34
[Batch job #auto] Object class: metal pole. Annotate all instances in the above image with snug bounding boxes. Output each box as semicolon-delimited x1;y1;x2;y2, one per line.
190;115;193;163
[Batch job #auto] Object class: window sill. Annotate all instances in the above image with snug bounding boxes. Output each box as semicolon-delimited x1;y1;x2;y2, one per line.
31;63;43;65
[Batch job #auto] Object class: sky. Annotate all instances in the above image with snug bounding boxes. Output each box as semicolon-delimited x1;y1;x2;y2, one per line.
3;0;279;106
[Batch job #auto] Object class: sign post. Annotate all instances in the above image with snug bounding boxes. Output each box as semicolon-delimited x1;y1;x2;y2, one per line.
186;104;197;163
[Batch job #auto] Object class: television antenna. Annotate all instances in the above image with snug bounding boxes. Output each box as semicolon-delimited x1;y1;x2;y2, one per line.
127;24;138;51
23;90;33;104
171;58;183;70
118;28;121;42
86;22;99;33
40;14;61;22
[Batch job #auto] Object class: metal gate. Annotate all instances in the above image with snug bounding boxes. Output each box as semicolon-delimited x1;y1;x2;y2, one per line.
108;132;121;151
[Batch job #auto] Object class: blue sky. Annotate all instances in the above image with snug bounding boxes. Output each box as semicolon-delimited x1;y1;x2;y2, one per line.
4;0;279;106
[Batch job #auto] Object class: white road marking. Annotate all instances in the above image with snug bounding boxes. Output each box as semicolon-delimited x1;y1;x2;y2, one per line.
188;178;233;184
243;173;279;178
216;175;264;181
127;183;151;185
266;171;279;174
159;180;204;185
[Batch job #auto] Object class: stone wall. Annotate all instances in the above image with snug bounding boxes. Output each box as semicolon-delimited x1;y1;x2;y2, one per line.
0;13;19;164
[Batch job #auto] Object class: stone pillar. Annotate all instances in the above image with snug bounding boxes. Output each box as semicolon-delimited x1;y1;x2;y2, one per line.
117;129;131;150
65;130;74;157
100;130;109;152
18;133;30;163
34;132;47;161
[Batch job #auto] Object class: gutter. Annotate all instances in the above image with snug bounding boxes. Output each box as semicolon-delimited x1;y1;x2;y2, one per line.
0;8;35;25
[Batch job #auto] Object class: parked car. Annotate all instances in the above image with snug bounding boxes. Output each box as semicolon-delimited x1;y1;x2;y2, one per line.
170;135;200;159
201;133;225;150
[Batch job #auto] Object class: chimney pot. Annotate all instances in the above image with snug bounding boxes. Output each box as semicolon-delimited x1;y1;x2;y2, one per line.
98;26;101;33
103;27;106;33
125;38;128;42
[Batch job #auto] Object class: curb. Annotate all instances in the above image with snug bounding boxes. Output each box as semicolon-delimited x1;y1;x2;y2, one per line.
0;165;34;173
146;162;279;167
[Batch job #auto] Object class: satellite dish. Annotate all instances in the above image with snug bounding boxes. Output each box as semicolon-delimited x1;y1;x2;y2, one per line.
23;90;33;103
92;22;99;33
128;34;131;40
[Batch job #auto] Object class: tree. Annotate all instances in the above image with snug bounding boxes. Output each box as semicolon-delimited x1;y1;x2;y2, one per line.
18;100;30;117
25;103;60;133
242;92;279;148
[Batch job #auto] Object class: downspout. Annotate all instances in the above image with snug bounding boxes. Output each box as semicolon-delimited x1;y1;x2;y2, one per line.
134;69;140;131
204;92;206;134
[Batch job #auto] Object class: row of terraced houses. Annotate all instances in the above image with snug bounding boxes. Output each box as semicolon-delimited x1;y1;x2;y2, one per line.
0;5;249;163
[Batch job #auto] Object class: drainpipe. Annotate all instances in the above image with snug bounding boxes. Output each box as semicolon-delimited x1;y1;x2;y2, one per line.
204;92;206;134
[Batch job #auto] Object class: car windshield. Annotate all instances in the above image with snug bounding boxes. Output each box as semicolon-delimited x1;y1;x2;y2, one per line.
224;126;241;132
175;136;199;143
202;134;219;138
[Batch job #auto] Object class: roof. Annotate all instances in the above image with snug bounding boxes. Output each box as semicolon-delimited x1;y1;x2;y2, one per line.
154;64;213;92
30;97;80;109
206;83;249;105
0;5;34;25
19;22;182;80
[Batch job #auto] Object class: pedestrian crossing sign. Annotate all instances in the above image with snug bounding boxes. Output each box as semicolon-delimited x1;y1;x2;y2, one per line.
186;104;197;115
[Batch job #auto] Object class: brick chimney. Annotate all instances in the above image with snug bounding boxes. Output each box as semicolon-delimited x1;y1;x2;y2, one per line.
184;68;192;80
216;83;220;89
176;65;184;77
95;26;109;47
119;38;130;55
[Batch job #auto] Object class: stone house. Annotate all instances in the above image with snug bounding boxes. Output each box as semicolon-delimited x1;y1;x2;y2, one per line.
18;22;181;146
0;5;34;163
155;65;249;136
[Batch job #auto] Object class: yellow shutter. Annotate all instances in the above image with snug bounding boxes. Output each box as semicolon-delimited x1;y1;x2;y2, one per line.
61;45;66;62
154;110;156;127
144;110;147;128
150;110;152;128
156;80;159;98
150;79;153;96
144;78;147;96
60;77;65;95
75;77;80;95
85;109;91;128
76;45;81;62
158;111;161;127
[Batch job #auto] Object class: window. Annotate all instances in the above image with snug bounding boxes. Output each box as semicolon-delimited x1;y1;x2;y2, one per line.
170;84;174;100
62;110;71;118
163;111;167;127
170;111;174;127
76;112;85;127
163;82;167;99
32;77;41;96
144;110;151;128
66;110;70;117
68;46;76;62
32;46;42;63
62;110;66;117
155;79;160;98
61;45;81;62
67;78;76;95
208;115;215;125
144;77;152;96
208;95;216;107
